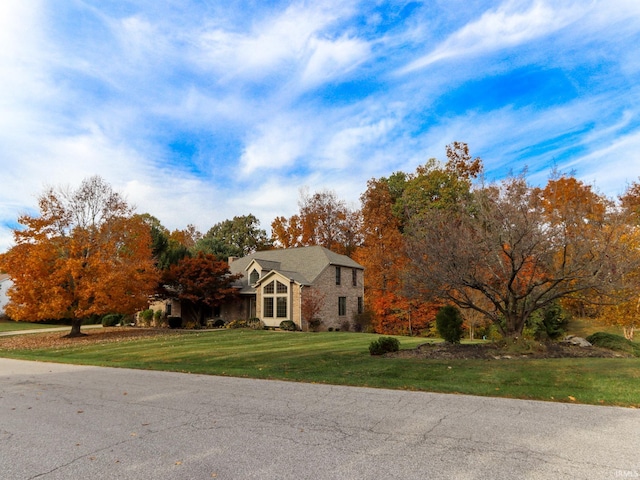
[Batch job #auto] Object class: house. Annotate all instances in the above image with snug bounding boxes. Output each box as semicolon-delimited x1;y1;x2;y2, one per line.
154;246;365;330
0;273;13;318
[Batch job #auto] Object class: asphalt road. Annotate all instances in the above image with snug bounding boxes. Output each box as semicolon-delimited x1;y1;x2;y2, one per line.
1;358;639;480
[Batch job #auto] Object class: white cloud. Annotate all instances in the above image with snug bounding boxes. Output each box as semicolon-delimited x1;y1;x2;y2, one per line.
300;35;371;87
400;1;582;73
322;117;399;169
240;120;310;174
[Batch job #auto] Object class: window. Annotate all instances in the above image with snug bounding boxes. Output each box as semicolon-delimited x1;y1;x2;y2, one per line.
264;297;274;317
352;269;357;287
336;266;341;285
277;297;287;318
338;297;347;316
357;297;363;315
249;269;259;284
263;279;289;320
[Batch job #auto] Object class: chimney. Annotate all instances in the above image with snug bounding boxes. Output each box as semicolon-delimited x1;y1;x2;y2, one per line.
228;256;238;265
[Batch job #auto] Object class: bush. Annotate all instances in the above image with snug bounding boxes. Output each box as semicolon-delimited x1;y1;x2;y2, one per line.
247;318;265;330
525;302;570;340
307;318;322;332
212;319;226;328
369;336;400;355
167;316;182;329
140;309;154;326
279;320;298;331
340;320;351;332
153;309;165;327
435;305;464;344
101;313;123;327
586;332;640;357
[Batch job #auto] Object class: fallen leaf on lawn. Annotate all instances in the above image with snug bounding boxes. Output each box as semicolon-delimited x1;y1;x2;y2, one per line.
568;396;576;401
175;461;182;465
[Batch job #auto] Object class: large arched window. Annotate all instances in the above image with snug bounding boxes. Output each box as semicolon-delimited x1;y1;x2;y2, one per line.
263;280;288;319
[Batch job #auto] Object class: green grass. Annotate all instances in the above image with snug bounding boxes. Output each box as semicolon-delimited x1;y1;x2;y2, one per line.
1;329;639;408
0;320;59;332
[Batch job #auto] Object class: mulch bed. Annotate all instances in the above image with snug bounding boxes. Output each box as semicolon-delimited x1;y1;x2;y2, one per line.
386;341;631;360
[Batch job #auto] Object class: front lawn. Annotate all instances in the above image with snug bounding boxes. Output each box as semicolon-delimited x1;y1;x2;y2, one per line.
1;329;638;408
0;320;58;332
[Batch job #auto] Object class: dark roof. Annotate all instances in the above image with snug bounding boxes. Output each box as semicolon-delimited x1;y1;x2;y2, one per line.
229;246;363;293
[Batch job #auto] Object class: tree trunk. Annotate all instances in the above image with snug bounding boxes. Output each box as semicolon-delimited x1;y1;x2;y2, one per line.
64;318;87;338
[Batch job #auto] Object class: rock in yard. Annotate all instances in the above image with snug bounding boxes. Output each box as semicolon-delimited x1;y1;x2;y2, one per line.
561;335;592;348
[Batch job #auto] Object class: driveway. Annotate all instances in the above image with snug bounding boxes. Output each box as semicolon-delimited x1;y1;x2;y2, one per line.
1;358;639;479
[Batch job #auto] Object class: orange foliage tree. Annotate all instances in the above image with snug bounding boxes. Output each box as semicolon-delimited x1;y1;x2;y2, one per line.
355;143;483;335
595;180;640;339
271;189;361;257
355;177;419;334
0;176;159;336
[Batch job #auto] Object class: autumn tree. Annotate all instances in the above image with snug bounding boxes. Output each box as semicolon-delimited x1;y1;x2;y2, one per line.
195;214;270;260
405;174;640;338
271;189;361;257
354;142;483;334
0;176;159;336
354;177;414;333
596;180;640;339
135;214;190;270
170;224;202;250
300;287;326;332
160;252;240;325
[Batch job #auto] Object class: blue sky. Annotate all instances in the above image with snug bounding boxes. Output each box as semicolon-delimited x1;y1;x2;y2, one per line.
2;0;640;252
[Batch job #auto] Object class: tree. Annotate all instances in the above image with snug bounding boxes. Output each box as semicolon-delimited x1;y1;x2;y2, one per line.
595;182;640;339
160;252;240;325
0;176;159;336
271;189;361;257
135;214;190;270
195;214;270;260
300;287;326;332
354;177;414;334
405;174;640;338
354;143;482;335
435;305;464;344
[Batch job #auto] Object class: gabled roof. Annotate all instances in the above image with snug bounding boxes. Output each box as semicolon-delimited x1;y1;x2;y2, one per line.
229;245;363;293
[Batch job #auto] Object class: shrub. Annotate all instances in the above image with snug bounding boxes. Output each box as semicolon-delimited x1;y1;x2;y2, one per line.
153;309;165;327
340;320;351;332
307;318;322;332
212;319;226;328
369;336;400;355
435;305;464;344
140;309;154;326
167;316;182;329
586;332;640;357
279;320;298;331
247;318;265;330
101;314;122;327
525;302;570;340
